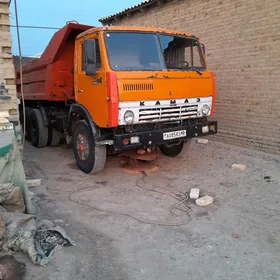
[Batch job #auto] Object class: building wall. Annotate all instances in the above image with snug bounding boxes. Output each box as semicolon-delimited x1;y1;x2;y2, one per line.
107;0;280;154
0;0;18;117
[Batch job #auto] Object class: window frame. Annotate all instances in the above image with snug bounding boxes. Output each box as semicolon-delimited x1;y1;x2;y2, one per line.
158;34;206;71
81;39;102;72
103;31;206;72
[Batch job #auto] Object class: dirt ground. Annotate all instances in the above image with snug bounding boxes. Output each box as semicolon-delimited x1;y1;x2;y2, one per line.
16;139;280;280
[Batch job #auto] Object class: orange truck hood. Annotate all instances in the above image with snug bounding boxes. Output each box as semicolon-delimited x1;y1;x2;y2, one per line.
115;71;213;102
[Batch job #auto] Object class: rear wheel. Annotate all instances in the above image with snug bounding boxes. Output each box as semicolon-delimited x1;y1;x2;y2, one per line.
29;109;48;148
72;120;106;174
159;141;184;157
48;125;61;147
23;107;32;141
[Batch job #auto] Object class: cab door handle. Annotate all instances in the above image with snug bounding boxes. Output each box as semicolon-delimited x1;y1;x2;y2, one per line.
78;89;84;93
92;77;102;85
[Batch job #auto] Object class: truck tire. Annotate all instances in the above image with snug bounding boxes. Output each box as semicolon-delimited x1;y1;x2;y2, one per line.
48;126;61;147
24;107;32;141
72;120;106;174
159;141;184;157
29;109;49;148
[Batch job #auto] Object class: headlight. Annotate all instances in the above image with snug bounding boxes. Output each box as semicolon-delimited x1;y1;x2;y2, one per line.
202;104;210;116
124;110;134;124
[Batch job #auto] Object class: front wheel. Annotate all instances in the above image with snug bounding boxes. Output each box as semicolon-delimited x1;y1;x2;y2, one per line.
159;141;185;157
72;120;106;174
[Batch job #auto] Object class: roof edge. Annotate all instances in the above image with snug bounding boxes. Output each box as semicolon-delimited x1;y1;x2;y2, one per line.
99;0;159;23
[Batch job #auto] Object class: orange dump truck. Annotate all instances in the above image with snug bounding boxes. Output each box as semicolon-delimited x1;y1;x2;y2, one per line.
17;23;217;174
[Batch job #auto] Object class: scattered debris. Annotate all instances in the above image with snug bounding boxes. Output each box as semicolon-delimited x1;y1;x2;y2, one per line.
0;183;25;213
0;116;9;124
65;135;72;145
37;219;54;229
232;234;240;239
0;121;74;266
119;149;157;162
197;139;209;144
231;163;247;171
0;132;34;214
28;191;35;200
119;159;127;167
137;149;146;155
0;112;9;118
26;179;42;188
196;195;214;206
264;176;272;182
54;219;64;225
0;255;26;280
34;224;75;266
190;188;200;199
0;83;11;101
0;206;7;212
147;147;152;153
123;158;158;174
1;213;75;266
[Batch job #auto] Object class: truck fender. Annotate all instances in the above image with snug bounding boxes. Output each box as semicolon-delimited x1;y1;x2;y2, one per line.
68;104;98;136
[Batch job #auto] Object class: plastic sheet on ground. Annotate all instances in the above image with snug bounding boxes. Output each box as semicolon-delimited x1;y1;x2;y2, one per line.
1;212;75;266
0;127;33;214
0;124;75;265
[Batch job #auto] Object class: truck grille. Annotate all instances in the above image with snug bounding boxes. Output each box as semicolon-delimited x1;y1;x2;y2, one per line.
123;83;154;91
139;104;198;123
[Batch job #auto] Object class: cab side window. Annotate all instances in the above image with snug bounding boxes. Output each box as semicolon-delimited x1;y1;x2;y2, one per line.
82;39;102;71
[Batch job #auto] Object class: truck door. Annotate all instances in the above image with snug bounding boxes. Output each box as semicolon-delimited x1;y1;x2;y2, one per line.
75;36;108;128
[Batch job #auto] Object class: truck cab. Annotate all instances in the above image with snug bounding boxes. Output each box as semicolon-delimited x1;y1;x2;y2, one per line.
17;24;217;174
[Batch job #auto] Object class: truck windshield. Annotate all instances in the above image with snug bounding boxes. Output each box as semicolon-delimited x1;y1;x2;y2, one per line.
104;32;163;71
104;32;205;72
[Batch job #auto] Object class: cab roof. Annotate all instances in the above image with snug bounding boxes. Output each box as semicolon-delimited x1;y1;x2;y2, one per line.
77;25;195;39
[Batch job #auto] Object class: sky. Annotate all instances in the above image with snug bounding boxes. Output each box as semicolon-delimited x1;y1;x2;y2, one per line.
9;0;142;56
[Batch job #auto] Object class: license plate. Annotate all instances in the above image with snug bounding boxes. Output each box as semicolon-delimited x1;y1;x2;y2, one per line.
202;126;209;134
163;130;187;140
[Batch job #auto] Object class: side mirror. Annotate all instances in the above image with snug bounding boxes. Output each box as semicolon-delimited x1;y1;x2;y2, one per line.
201;43;206;55
84;39;97;76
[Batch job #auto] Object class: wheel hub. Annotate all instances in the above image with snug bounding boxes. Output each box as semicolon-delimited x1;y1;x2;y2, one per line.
78;144;85;151
76;133;89;161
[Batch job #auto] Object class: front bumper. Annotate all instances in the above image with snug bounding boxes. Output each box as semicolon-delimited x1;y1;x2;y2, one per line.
113;121;217;151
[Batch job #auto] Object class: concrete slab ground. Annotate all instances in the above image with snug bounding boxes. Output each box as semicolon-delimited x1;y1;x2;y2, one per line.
17;140;280;280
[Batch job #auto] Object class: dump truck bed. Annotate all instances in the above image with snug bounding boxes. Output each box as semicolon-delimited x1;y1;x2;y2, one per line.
16;23;93;102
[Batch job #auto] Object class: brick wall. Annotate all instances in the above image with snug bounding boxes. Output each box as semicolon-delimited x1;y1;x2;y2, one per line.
0;0;18;118
104;0;280;154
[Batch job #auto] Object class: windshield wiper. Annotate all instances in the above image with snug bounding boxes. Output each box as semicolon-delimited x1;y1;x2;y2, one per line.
187;67;203;75
167;67;203;75
195;70;202;75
